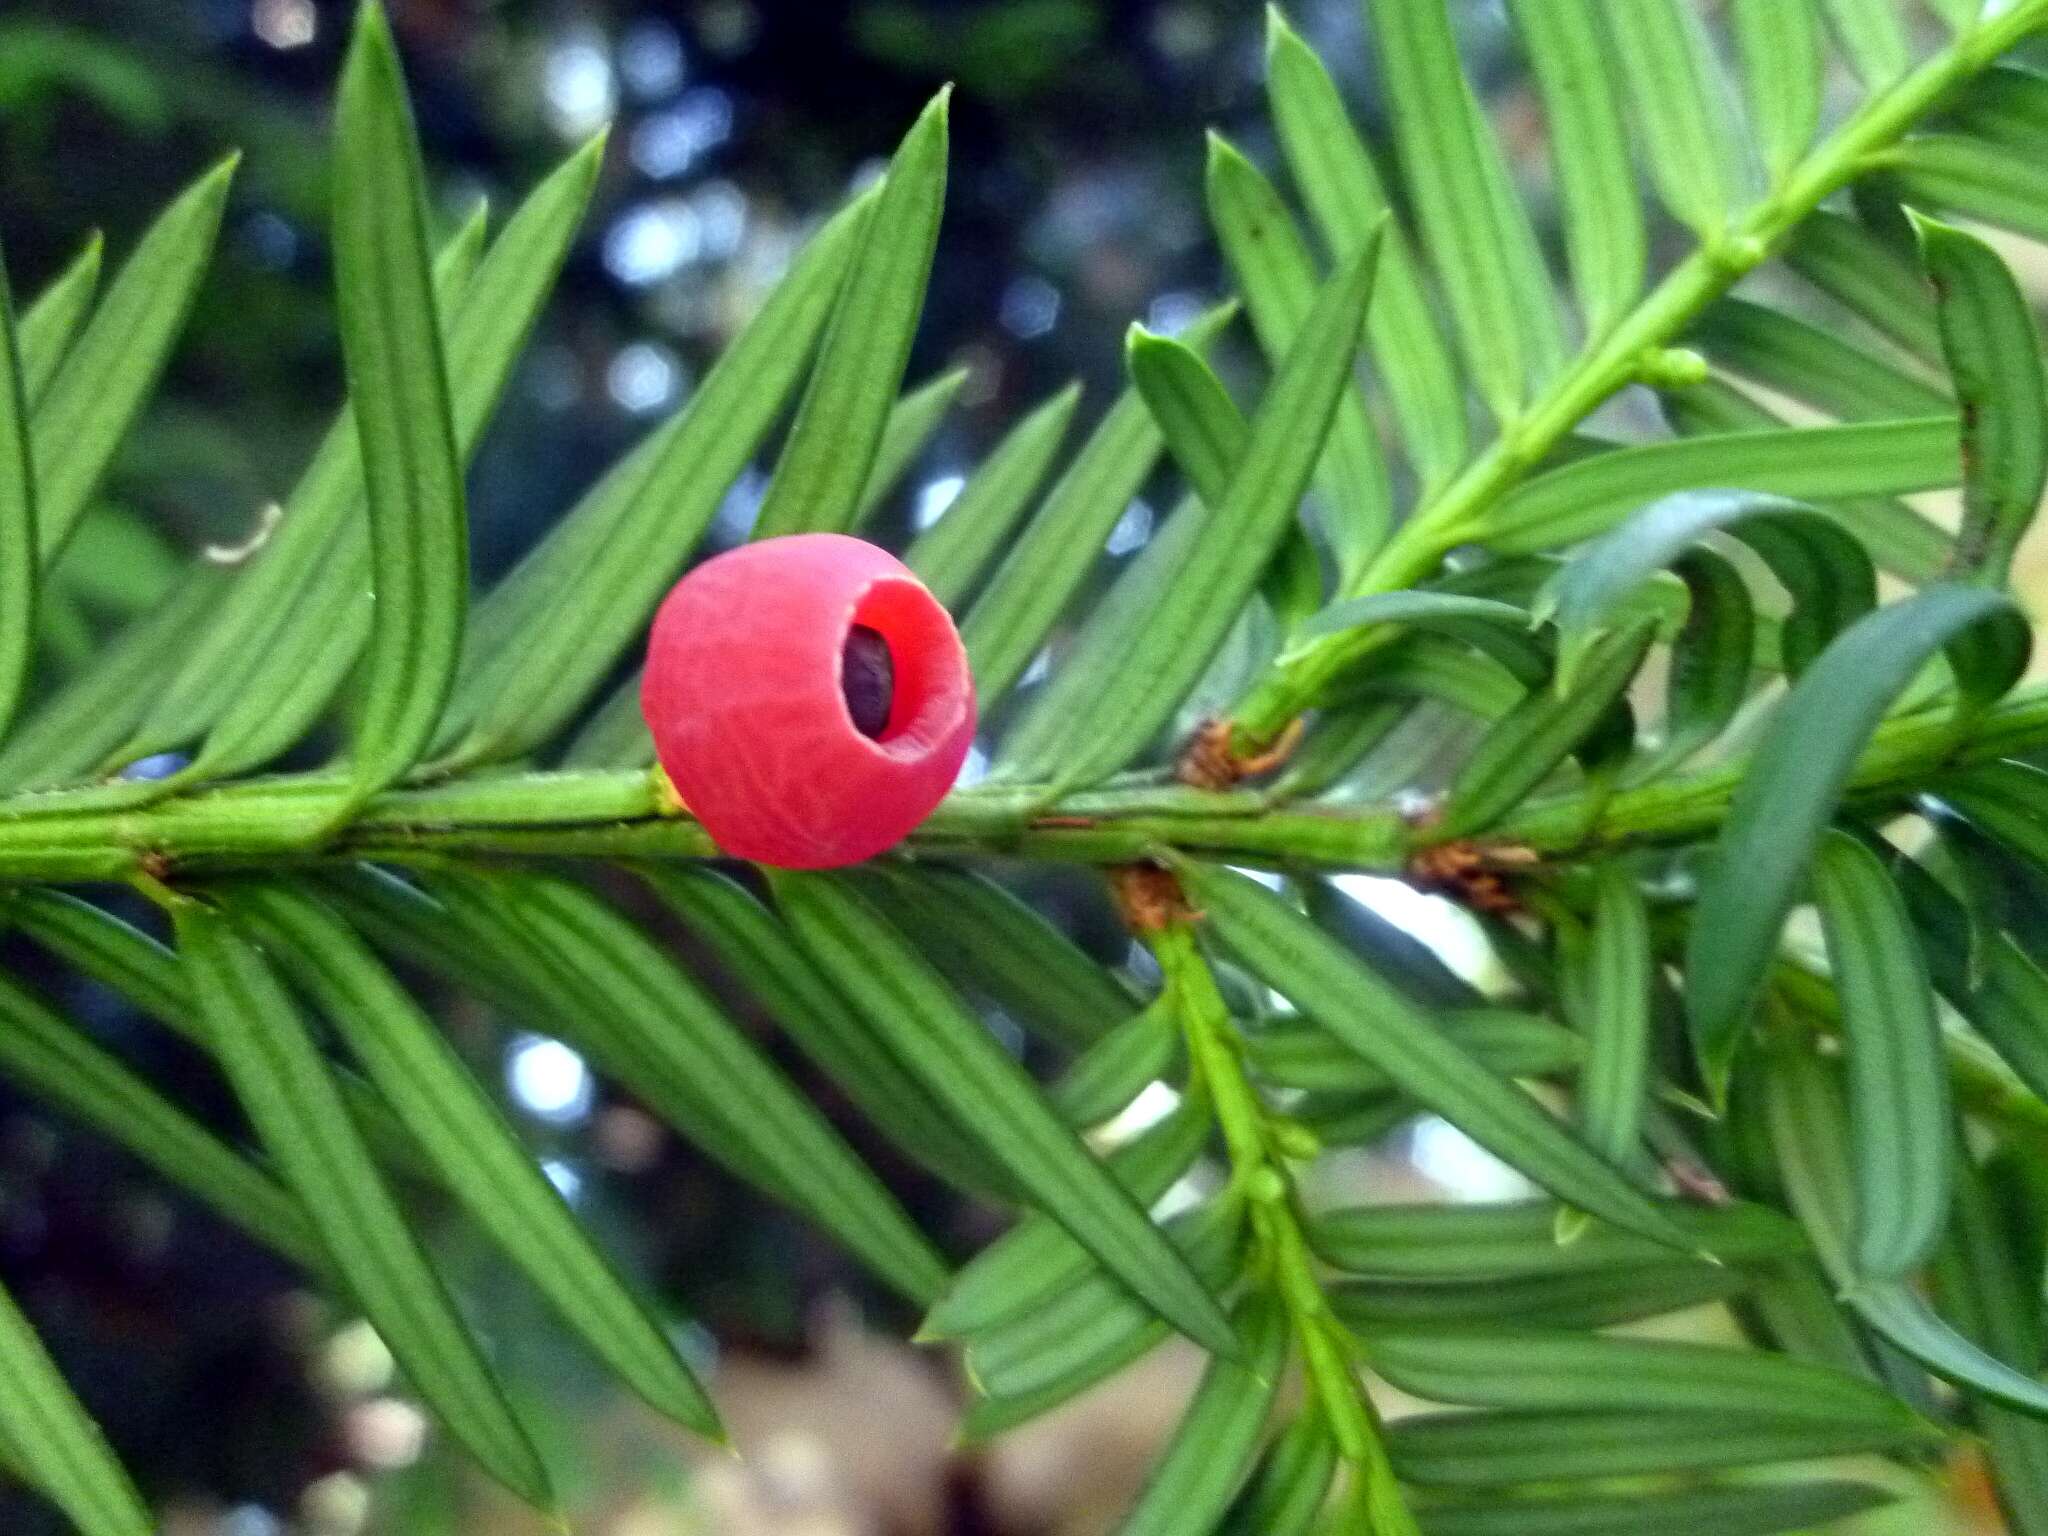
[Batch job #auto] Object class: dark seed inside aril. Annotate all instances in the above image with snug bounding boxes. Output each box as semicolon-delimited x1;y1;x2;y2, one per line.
841;625;895;739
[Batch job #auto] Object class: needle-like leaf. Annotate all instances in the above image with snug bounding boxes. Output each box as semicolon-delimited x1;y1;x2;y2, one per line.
331;2;468;808
0;249;36;742
751;89;949;540
173;899;553;1506
0;1277;150;1536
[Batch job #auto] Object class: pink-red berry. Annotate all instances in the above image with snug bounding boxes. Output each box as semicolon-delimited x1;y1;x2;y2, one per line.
641;533;977;869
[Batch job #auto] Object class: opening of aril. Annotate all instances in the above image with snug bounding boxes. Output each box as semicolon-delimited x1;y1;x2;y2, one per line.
840;624;896;741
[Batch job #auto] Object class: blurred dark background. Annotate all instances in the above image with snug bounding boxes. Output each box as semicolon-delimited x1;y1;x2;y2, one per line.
0;3;1346;1533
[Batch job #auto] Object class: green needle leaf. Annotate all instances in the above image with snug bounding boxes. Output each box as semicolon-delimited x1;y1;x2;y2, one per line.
0;965;318;1266
772;871;1239;1358
1821;0;1911;89
1891;133;2048;242
905;381;1080;607
1205;132;1391;578
1308;1199;1801;1278
0;563;228;793
751;88;949;540
1218;1414;1337;1536
153;132;591;773
1763;1043;2048;1417
1689;298;1951;422
0;1276;151;1536
1811;831;1953;1280
0;249;37;742
1572;863;1653;1170
427;869;948;1306
332;1;468;808
1183;863;1694;1252
641;865;1020;1197
1437;619;1652;839
1472;417;1962;553
1368;0;1555;419
1685;586;2026;1100
1784;210;1941;363
1933;1150;2048;1528
1914;212;2048;586
959;304;1234;704
1600;0;1743;236
998;232;1383;789
853;366;969;526
16;232;100;405
1730;0;1823;185
1263;5;1466;488
1507;0;1644;337
31;154;234;563
172;899;553;1507
1632;549;1757;778
922;1099;1213;1339
1113;1294;1287;1536
222;881;722;1440
437;184;872;768
1391;1406;1931;1488
1414;1481;1891;1536
1368;1326;1926;1431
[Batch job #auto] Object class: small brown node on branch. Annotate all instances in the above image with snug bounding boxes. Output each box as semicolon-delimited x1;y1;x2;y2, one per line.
139;850;175;885
1175;716;1306;789
1406;839;1540;915
1108;863;1195;933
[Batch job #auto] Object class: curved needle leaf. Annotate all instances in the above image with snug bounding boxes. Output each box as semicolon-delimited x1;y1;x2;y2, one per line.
771;871;1239;1357
1811;831;1952;1280
222;881;721;1439
751;89;949;540
1764;1044;2048;1418
32;155;234;563
172;899;553;1507
332;3;467;807
0;250;36;741
1914;212;2048;585
0;1277;150;1536
1686;586;2025;1101
1182;863;1695;1252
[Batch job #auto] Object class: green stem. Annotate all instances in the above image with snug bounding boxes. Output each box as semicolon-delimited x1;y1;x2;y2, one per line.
0;680;2042;883
1146;915;1419;1532
1230;3;2048;748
